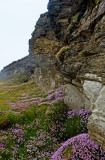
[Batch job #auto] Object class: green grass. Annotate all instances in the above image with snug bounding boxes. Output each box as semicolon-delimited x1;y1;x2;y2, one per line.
73;13;79;23
0;80;44;128
0;79;90;159
67;13;80;33
64;146;73;159
64;115;87;139
56;46;69;62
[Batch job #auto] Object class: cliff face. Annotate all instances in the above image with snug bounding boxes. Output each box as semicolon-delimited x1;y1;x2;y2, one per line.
0;0;105;150
29;0;105;150
0;56;36;81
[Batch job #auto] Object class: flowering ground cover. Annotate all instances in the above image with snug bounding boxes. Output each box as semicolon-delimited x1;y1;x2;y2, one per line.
0;80;105;159
0;81;65;159
52;134;105;160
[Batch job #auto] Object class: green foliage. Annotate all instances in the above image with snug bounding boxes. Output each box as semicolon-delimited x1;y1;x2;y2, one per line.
56;46;69;62
0;150;12;159
78;51;84;56
73;13;80;23
7;112;23;125
10;74;28;84
64;115;88;139
5;107;37;126
22;107;36;124
0;113;8;128
47;101;68;139
47;106;88;141
64;146;73;159
67;13;80;33
0;81;91;159
67;24;73;32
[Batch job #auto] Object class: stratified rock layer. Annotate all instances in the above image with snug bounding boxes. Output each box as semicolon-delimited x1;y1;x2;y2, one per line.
28;0;105;150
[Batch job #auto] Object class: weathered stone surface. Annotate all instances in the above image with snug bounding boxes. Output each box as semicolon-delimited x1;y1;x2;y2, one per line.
33;67;65;92
0;56;35;81
83;80;102;107
88;86;105;150
63;84;90;110
84;73;102;82
63;73;105;150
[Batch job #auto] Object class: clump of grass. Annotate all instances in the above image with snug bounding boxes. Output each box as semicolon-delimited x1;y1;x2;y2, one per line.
56;46;69;62
73;13;80;23
49;109;91;141
47;101;68;140
78;51;84;56
0;113;8;128
10;74;28;84
67;13;80;33
64;146;73;159
67;24;73;32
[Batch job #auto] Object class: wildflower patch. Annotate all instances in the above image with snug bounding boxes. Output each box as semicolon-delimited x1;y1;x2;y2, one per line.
52;134;105;160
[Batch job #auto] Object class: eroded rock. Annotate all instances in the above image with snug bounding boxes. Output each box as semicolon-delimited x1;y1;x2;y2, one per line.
63;84;90;110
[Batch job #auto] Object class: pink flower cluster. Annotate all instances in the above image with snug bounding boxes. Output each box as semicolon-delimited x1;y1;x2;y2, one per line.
50;109;91;140
9;127;26;144
67;109;91;119
52;134;105;160
30;87;64;106
25;130;55;159
8;87;64;111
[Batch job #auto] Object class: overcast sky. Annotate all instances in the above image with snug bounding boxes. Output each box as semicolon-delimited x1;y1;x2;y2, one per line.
0;0;48;71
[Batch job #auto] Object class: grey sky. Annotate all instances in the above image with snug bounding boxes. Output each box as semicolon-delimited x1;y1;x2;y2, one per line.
0;0;48;71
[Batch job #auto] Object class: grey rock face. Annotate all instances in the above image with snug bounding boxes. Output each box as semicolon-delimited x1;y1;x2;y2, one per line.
0;55;37;81
88;85;105;150
63;84;90;110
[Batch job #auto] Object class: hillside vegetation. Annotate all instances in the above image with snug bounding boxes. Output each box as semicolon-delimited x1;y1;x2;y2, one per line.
0;79;105;159
0;0;105;159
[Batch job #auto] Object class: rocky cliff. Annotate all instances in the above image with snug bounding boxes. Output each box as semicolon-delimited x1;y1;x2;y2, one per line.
0;0;105;150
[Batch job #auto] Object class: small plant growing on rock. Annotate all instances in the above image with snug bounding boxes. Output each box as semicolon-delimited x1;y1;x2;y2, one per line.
67;13;80;33
78;51;84;56
56;46;69;62
73;13;80;23
67;24;73;32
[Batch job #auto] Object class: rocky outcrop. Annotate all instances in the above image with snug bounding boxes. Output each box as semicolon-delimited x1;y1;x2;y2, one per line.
63;73;105;150
0;55;36;81
29;0;105;150
87;84;105;150
63;84;91;110
28;0;91;91
0;0;105;150
31;54;66;91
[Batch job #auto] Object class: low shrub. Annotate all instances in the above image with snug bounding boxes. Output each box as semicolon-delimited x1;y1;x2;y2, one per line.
67;24;73;32
50;109;91;141
56;46;69;62
67;13;80;33
78;51;84;56
64;109;91;139
49;101;68;140
73;13;80;23
10;74;28;84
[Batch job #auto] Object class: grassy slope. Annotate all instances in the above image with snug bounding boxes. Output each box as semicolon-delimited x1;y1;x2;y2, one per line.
0;80;65;159
0;79;104;159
